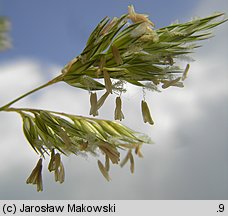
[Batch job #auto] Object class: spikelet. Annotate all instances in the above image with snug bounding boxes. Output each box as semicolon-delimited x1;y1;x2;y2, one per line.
26;158;43;192
182;64;190;81
61;57;79;75
89;92;98;116
79;118;98;134
109;121;136;139
141;100;154;125
99;121;121;137
89;120;108;140
114;96;124;121
139;32;159;43
100;17;118;35
98;160;111;181
112;45;123;65
58;128;72;149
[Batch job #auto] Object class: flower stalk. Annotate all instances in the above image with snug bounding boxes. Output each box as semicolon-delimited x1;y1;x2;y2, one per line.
0;74;63;111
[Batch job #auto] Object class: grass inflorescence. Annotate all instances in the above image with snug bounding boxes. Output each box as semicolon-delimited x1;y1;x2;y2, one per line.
0;5;227;191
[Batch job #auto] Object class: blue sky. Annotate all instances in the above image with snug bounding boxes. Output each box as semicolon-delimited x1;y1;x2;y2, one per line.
1;0;199;65
0;0;228;199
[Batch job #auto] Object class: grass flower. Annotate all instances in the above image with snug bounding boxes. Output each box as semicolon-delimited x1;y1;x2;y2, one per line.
162;77;182;89
48;150;65;183
89;92;98;116
98;160;111;181
98;142;120;164
103;69;113;93
120;150;135;174
14;107;151;184
141;100;154;125
128;5;154;26
105;154;110;172
55;161;65;184
0;5;226;191
26;158;43;192
135;144;143;158
59;7;226;125
114;96;124;121
97;91;110;109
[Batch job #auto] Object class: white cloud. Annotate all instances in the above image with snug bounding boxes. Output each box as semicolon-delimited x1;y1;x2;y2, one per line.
0;0;227;198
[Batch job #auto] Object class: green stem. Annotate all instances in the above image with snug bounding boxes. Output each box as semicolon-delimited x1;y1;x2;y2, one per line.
0;74;63;111
5;107;106;121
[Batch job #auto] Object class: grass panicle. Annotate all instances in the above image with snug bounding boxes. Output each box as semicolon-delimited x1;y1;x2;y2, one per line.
0;5;226;191
16;107;151;185
19;109;152;155
62;7;226;93
60;5;227;123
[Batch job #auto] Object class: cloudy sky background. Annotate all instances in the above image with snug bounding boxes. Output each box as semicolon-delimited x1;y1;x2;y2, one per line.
0;0;227;199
